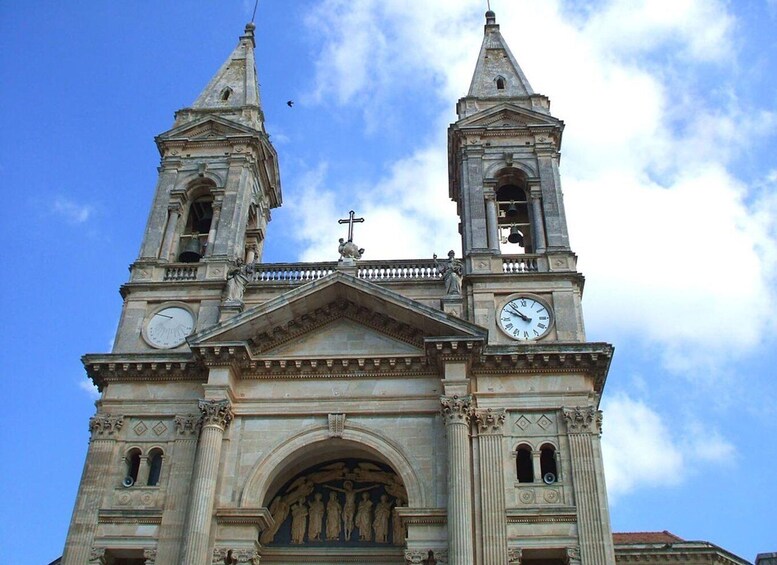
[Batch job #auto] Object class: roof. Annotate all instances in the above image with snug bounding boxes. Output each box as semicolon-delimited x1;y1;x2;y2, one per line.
613;531;685;544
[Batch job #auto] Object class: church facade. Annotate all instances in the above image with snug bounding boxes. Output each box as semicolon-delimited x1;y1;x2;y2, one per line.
59;12;751;565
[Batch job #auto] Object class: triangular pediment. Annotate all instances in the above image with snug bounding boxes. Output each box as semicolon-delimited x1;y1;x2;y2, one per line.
157;115;261;143
262;318;423;358
457;103;562;130
189;272;486;361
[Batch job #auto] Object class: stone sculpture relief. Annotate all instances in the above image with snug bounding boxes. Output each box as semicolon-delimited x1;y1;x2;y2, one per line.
261;459;408;546
433;250;463;295
222;259;255;305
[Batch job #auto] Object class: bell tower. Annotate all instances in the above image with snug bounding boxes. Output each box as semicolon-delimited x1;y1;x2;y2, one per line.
448;11;616;564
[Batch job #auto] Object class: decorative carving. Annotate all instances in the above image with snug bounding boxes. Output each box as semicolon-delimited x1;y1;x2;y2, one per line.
223;259;255;305
405;549;445;564
198;399;233;429
143;548;157;564
133;421;148;435
88;547;106;564
440;395;472;424
328;413;345;437
355;492;374;541
324;480;378;541
152;421;168;436
543;489;560;503
508;547;523;564
373;494;392;543
290;498;308;544
89;415;124;437
433;250;463;295
175;414;202;436
473;408;506;433
566;546;582;565
325;491;342;540
563;406;602;435
338;237;364;260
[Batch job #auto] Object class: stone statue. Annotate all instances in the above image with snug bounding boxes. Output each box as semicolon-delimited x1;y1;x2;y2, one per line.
290;498;308;544
433;250;462;295
373;494;392;543
325;480;377;540
392;503;406;546
355;492;374;541
307;492;325;542
338;238;364;260
223;259;254;304
325;492;342;540
260;496;289;544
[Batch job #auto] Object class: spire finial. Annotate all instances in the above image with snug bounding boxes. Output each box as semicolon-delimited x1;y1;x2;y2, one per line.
485;9;496;26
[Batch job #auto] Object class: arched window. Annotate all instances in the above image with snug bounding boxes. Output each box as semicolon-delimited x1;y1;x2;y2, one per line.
147;449;164;487
178;194;214;263
540;444;558;483
496;169;534;253
220;87;232;101
125;448;141;487
496;76;506;90
516;445;534;483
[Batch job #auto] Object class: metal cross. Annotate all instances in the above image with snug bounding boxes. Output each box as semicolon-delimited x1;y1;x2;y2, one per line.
338;210;364;242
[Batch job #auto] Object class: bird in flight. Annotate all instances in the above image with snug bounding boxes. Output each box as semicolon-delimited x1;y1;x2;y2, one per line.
287;100;294;107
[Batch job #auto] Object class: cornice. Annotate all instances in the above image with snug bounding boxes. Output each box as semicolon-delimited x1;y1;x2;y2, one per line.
82;353;205;391
506;507;577;524
395;507;447;525
97;508;163;525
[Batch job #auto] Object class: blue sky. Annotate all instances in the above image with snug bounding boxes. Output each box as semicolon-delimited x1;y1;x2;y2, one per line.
1;1;775;563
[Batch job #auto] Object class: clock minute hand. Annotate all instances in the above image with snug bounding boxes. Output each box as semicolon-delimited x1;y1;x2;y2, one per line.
508;305;531;322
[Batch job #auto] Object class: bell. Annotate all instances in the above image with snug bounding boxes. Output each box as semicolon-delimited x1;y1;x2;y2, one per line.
507;226;524;246
505;201;519;217
178;237;202;263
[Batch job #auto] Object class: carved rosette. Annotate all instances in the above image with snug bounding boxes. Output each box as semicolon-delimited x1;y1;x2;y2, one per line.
198;399;233;430
88;415;124;437
175;414;203;436
566;546;581;565
507;547;523;564
440;395;472;425
563;406;603;435
473;408;506;434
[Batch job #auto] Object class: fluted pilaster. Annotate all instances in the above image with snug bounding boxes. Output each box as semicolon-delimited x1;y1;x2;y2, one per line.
440;395;474;565
179;400;233;565
474;408;508;565
61;415;124;565
563;406;615;565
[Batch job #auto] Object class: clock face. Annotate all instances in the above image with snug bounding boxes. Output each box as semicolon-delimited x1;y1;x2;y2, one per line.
498;296;553;341
144;306;195;349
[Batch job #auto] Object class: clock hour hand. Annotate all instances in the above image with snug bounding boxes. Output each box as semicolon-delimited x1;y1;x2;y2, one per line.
508;305;532;322
155;313;173;319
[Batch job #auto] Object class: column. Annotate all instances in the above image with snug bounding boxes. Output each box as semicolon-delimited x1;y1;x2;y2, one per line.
155;415;202;564
136;454;150;487
205;195;223;257
474;408;508;565
563;407;616;565
440;395;474;565
160;204;182;261
484;192;500;253
531;450;542;483
179;400;233;565
61;415;124;565
529;188;546;254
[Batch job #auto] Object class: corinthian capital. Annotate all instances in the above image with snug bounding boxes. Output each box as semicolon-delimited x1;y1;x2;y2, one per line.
174;414;202;436
88;415;124;437
440;395;472;425
563;406;603;435
473;408;506;434
508;547;522;564
199;399;233;429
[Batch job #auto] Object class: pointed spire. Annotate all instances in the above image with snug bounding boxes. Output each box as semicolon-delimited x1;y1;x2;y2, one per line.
183;23;264;131
467;10;534;99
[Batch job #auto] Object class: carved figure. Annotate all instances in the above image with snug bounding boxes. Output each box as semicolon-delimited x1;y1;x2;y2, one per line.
260;496;289;544
338;237;364;260
290;498;308;544
307;492;325;541
325;492;342;540
223;259;254;304
373;494;392;543
355;492;374;541
433;250;462;295
325;480;377;540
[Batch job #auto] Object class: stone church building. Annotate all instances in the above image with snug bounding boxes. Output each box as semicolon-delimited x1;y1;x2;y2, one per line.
60;11;753;565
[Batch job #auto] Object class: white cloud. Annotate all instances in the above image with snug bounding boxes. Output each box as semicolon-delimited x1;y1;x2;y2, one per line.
601;393;734;499
52;196;94;224
79;377;100;399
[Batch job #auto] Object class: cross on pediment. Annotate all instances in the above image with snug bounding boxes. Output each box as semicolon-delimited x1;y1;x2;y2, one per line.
338;210;364;242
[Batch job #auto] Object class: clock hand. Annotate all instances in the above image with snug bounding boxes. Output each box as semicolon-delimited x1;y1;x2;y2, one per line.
155;313;173;319
508;305;532;322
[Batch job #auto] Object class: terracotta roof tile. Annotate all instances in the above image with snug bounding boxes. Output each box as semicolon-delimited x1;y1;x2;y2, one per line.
613;531;685;544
